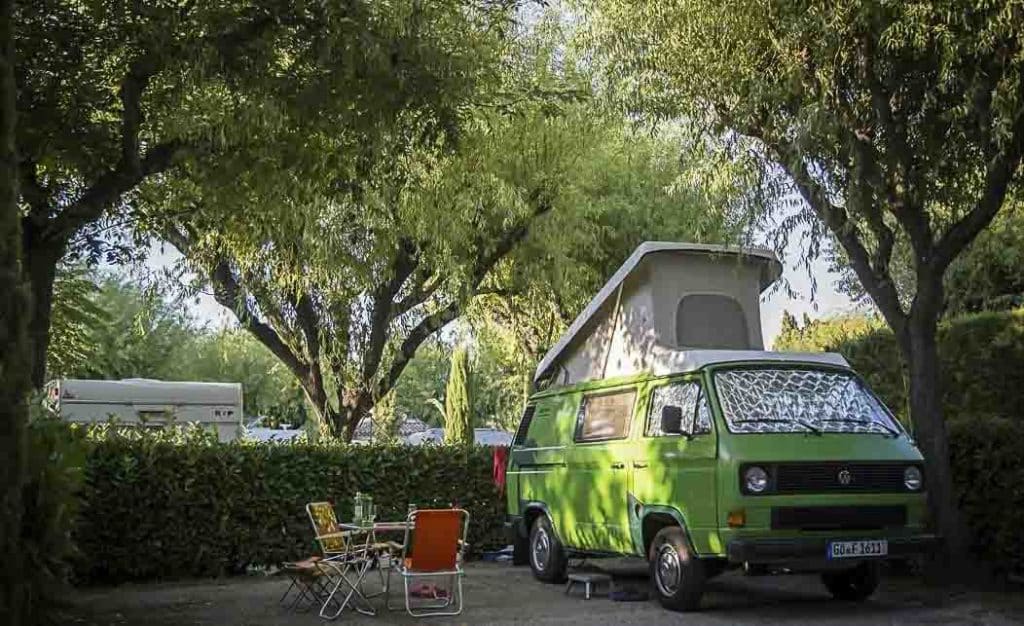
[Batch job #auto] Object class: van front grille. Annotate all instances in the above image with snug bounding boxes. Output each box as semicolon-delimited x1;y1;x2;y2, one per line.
771;506;906;531
774;462;912;494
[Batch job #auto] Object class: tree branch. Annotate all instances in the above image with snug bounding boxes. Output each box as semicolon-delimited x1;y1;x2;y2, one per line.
933;97;1024;271
860;35;932;256
293;291;322;363
374;300;462;399
373;190;555;398
775;140;908;334
17;157;49;220
36;10;281;245
165;227;311;384
44;140;187;242
361;238;420;381
393;268;442;317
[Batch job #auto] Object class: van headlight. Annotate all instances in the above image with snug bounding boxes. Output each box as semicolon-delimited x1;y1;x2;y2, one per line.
903;466;923;491
743;466;769;494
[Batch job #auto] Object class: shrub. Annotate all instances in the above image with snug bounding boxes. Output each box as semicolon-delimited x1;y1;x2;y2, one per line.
74;429;505;583
22;411;86;623
948;416;1024;574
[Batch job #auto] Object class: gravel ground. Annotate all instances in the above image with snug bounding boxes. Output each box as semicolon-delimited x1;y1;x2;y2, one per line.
68;560;1024;625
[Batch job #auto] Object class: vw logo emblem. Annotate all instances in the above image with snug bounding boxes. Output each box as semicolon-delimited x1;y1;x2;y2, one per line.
837;469;853;486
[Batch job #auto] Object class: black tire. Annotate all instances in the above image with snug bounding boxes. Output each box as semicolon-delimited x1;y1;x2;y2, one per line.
528;515;568;583
648;526;706;611
821;562;881;601
512;531;529;566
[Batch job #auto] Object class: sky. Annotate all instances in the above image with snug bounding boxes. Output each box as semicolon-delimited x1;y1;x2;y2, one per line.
759;252;859;346
148;239;860;350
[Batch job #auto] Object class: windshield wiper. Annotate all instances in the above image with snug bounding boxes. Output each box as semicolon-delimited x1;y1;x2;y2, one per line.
795;419;822;436
816;417;900;438
733;418;821;435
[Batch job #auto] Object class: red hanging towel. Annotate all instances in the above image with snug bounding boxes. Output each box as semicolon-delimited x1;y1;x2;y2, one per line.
492;446;509;493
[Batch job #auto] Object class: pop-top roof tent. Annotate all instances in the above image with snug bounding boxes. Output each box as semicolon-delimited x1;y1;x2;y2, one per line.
534;242;848;386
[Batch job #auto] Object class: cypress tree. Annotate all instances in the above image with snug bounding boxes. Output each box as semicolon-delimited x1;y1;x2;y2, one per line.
444;346;472;445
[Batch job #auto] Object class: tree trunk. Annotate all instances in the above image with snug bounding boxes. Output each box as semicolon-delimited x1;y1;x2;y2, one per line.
341;404;368;442
902;310;971;571
0;0;32;621
300;380;372;443
21;233;63;388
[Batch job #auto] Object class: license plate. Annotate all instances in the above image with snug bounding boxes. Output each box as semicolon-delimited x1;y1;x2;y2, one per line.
827;539;888;559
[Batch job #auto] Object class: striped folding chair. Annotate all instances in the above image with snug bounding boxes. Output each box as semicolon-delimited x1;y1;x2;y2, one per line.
305;501;376;618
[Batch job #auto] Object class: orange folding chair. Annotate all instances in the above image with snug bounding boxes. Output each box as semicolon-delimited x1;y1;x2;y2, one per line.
385;508;470;617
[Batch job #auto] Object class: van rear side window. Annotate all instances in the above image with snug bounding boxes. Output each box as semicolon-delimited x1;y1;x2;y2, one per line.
514;403;561;448
512;405;536;446
576;389;636;442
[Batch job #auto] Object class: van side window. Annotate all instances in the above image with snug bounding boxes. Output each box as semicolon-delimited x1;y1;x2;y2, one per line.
647;381;704;437
576;389;636;442
694;390;713;435
512;405;536;447
517;403;561;448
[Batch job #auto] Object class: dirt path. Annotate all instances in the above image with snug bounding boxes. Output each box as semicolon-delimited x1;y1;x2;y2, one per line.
68;561;1024;625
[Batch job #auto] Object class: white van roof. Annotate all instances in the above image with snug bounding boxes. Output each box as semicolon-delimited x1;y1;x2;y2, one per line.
535;242;783;384
611;349;850;377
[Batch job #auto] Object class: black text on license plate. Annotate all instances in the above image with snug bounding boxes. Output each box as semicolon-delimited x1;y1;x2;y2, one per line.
828;539;888;559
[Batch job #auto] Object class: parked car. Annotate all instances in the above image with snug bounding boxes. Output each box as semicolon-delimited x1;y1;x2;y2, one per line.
504;242;936;611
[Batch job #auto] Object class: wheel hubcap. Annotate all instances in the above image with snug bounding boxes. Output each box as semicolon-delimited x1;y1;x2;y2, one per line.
655;544;682;596
532;527;550;571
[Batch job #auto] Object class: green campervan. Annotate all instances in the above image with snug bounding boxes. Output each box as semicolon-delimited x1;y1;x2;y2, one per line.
505;243;937;611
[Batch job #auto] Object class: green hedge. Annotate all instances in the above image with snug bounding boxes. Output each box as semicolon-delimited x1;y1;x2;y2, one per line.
776;308;1024;421
949;416;1024;574
74;433;505;583
71;418;1024;582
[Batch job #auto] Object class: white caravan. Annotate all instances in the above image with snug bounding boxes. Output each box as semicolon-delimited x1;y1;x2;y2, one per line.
47;378;244;442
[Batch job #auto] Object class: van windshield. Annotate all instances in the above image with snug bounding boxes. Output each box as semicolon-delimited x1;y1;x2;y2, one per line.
713;367;902;435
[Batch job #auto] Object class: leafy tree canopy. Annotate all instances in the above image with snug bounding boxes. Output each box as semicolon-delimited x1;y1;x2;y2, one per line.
831;200;1024;315
46;270;307;423
15;0;517;387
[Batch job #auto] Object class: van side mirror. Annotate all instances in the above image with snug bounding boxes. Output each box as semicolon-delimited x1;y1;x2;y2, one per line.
661;405;685;435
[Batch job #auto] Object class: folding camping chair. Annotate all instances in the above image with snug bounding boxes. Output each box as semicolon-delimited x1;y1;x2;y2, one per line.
278;556;331;612
305;501;377;618
385;508;470;617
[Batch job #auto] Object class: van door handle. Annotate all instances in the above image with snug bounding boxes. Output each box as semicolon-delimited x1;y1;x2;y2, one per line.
632;461;649;469
610;462;625;469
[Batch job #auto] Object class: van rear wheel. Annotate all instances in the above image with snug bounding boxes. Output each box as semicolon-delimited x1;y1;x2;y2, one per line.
649;526;705;611
821;562;880;601
528;516;567;583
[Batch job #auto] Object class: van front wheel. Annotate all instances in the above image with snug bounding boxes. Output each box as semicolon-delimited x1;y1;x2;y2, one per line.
649;526;705;611
528;516;567;583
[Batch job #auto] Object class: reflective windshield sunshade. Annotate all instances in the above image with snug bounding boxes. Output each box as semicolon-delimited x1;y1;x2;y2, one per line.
714;368;900;435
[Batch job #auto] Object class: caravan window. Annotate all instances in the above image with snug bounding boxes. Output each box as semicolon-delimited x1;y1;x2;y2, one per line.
676;294;750;349
575;389;636;442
